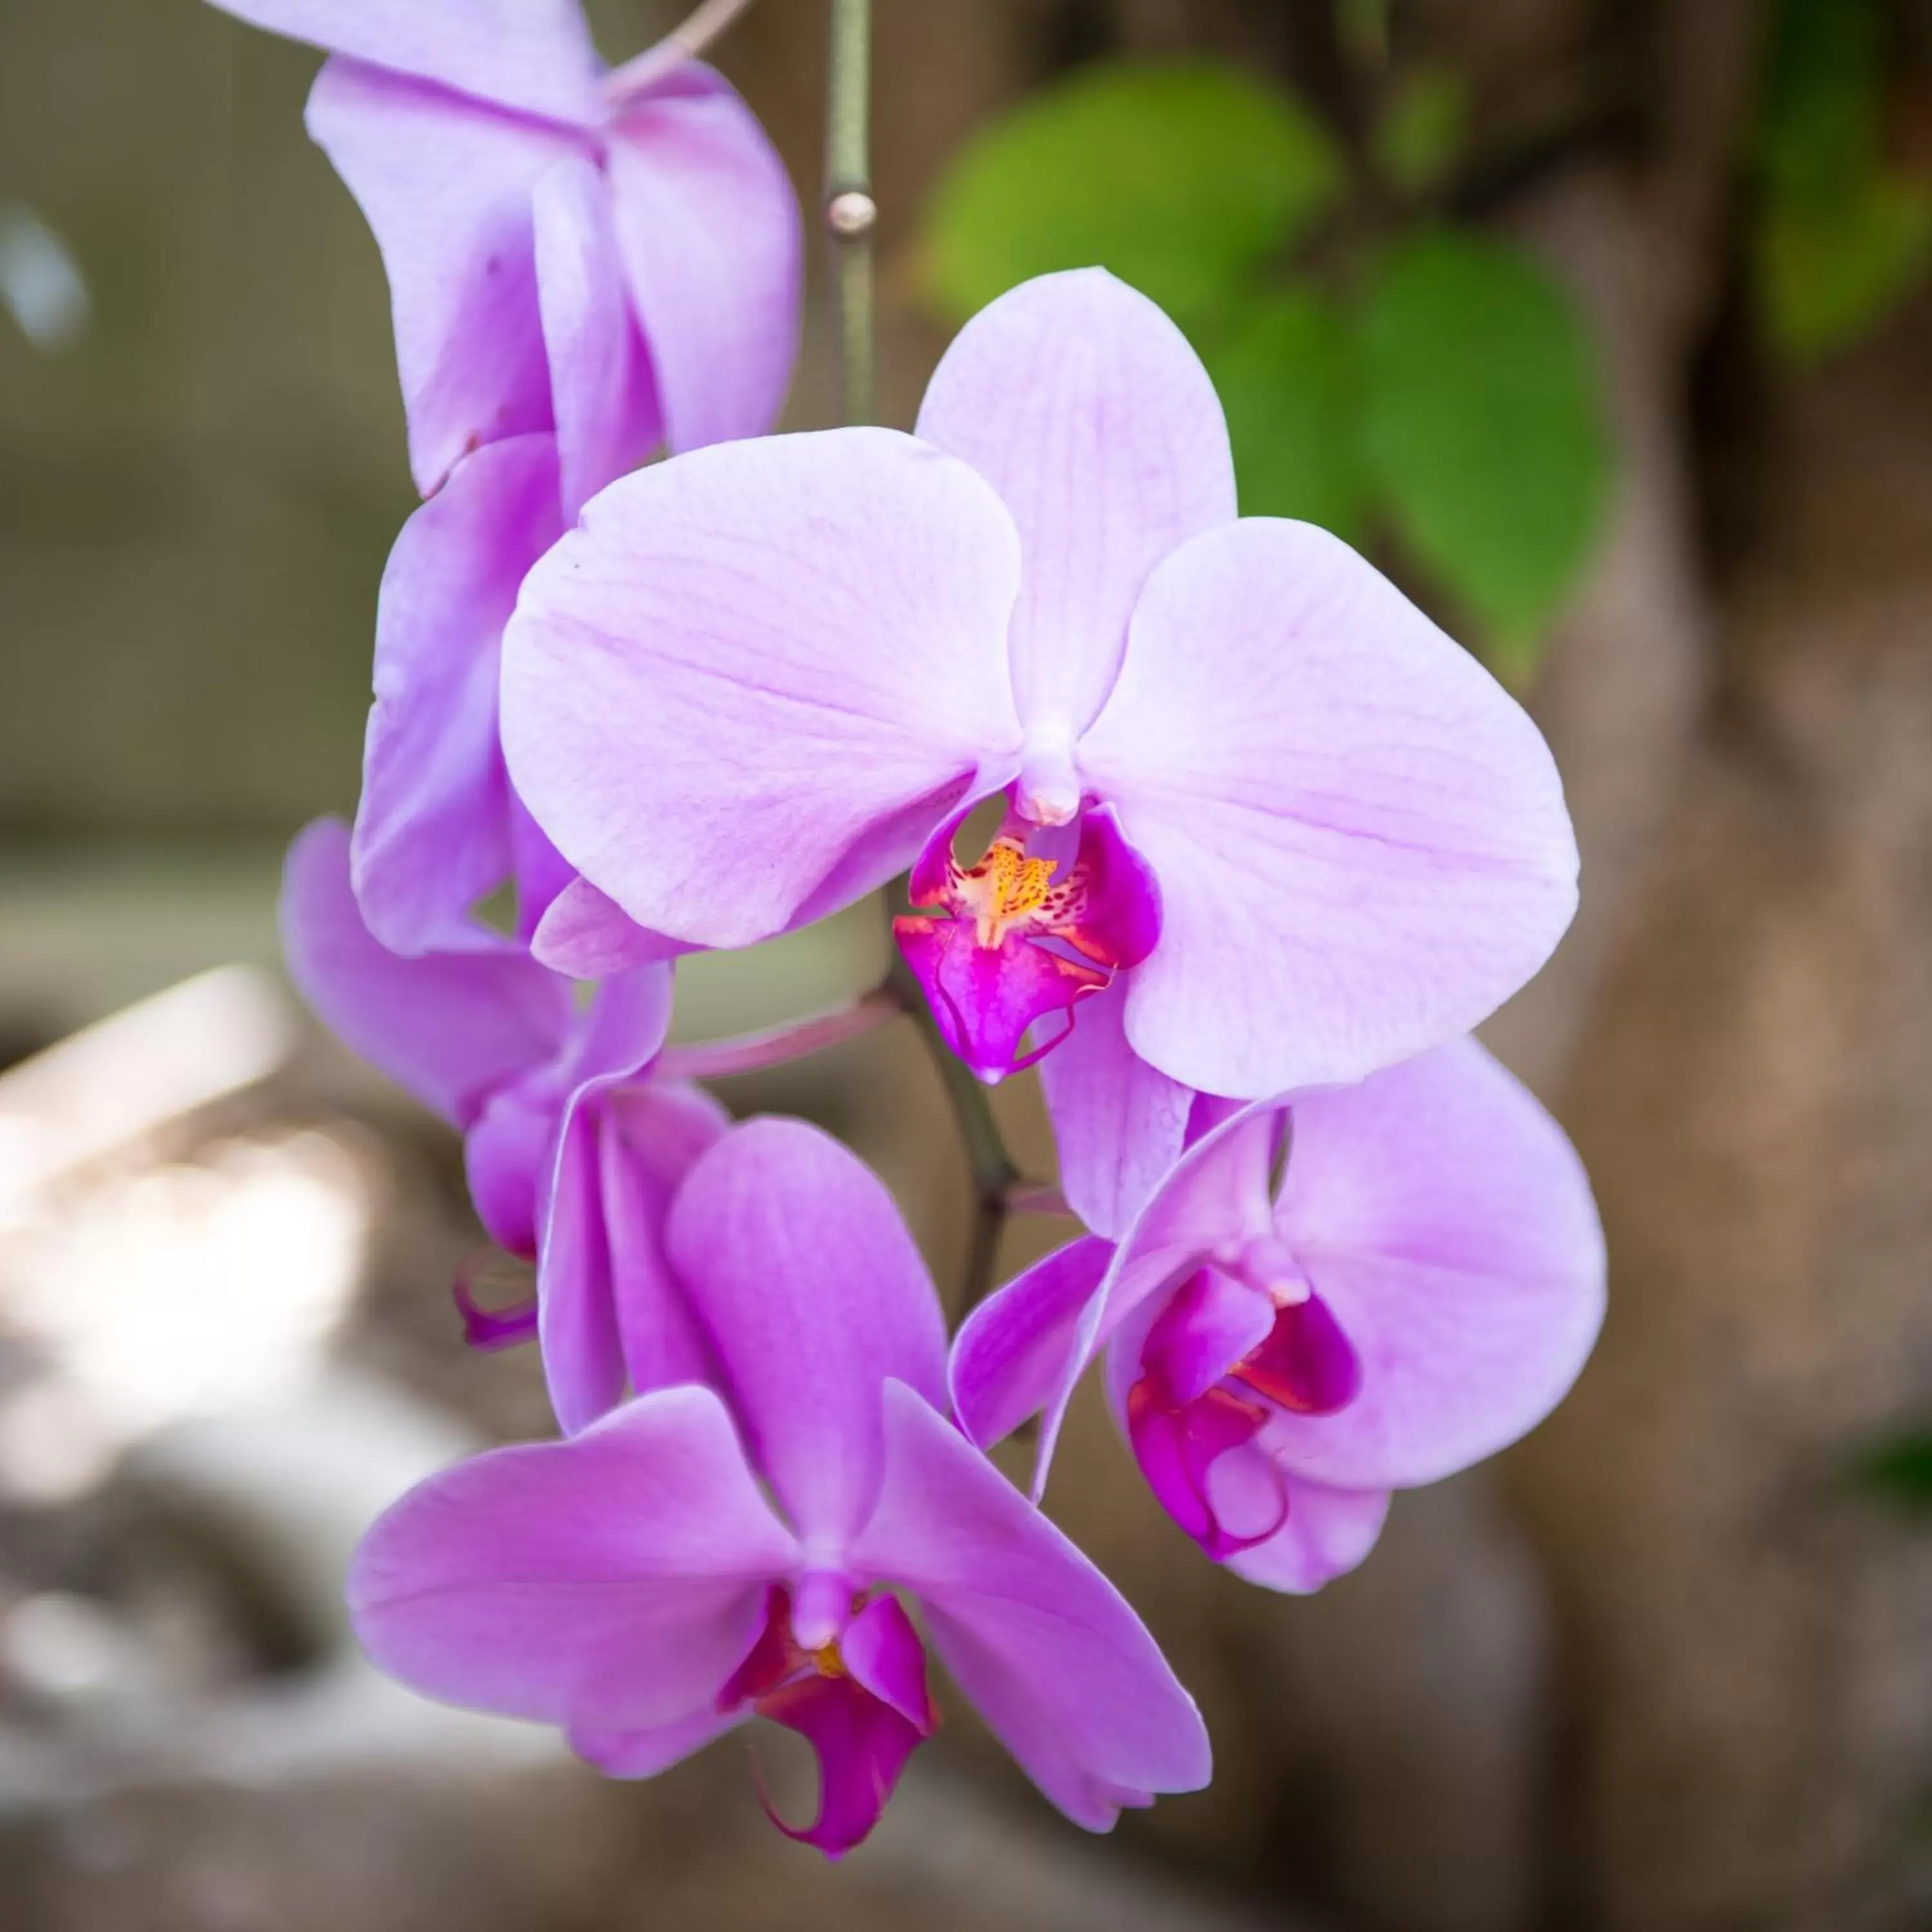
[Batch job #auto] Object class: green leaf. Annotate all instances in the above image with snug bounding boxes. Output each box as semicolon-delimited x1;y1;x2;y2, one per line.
1372;66;1469;196
1200;288;1365;538
1753;0;1932;361
1760;171;1932;362
1851;1430;1932;1517
921;61;1342;329
1359;229;1610;671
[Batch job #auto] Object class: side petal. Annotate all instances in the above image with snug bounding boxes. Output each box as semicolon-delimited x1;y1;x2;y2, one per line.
348;1383;797;1737
914;269;1235;742
852;1381;1211;1829
1263;1036;1606;1490
352;434;564;954
1036;981;1193;1240
603;1081;732;1397
535;1108;625;1433
206;0;602;126
307;59;576;497
950;1236;1114;1451
533;156;659;520
1080;518;1579;1096
665;1120;950;1551
500;430;1025;947
604;63;803;453
281;818;571;1127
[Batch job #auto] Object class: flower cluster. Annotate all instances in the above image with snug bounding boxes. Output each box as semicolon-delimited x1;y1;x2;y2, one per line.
222;0;1604;1860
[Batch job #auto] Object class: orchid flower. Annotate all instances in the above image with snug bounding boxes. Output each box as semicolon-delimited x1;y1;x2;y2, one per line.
281;817;726;1432
950;1038;1605;1593
499;268;1578;1238
205;0;802;500
348;1117;1211;1855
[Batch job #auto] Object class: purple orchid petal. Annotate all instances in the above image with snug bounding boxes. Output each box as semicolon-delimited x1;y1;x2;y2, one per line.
1124;1377;1285;1561
526;963;679;1432
464;1078;557;1256
1261;1036;1605;1490
500;430;1025;949
1036;981;1193;1241
1223;1475;1392;1596
348;1383;798;1739
351;433;562;955
1030;1099;1283;1497
533;153;659;520
1058;806;1162;970
306;59;576;497
852;1381;1211;1831
205;0;603;126
1081;517;1578;1098
951;1236;1114;1452
280;818;571;1128
1231;1291;1363;1417
601;1081;730;1397
529;875;694;978
914;268;1236;744
451;1265;538;1353
603;63;802;454
506;782;576;943
893;916;1105;1083
571;1704;746;1779
1138;1267;1278;1409
665;1119;950;1551
534;1108;625;1433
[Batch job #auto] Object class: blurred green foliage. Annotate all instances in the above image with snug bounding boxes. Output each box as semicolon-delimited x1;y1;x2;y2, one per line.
1852;1430;1932;1516
1755;0;1932;362
919;58;1610;679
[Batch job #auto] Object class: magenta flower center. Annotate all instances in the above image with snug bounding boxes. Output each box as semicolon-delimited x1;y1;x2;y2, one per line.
893;796;1162;1083
1128;1263;1364;1561
717;1581;938;1859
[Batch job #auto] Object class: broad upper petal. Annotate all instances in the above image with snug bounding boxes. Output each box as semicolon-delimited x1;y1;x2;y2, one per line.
281;818;571;1127
500;429;1025;947
307;59;576;496
853;1381;1211;1828
666;1120;950;1551
1036;981;1193;1240
206;0;603;126
604;64;802;454
529;876;693;978
348;1384;797;1736
533;156;659;520
352;435;563;954
1079;518;1579;1096
915;269;1235;743
1262;1037;1605;1490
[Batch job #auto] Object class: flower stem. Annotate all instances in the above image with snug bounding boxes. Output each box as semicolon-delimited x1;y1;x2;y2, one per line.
824;0;875;426
885;957;1021;1311
653;987;898;1081
606;0;756;102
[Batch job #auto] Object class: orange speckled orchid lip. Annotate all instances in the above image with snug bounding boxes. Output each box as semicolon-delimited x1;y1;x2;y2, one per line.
893;792;1162;1083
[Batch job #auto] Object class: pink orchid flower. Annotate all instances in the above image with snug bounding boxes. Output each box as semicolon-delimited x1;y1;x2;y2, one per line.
951;1039;1605;1593
500;269;1578;1239
206;0;802;499
348;1117;1212;1855
281;818;726;1432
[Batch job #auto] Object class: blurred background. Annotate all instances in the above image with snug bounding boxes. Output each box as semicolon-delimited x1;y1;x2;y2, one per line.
4;1;1932;1928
